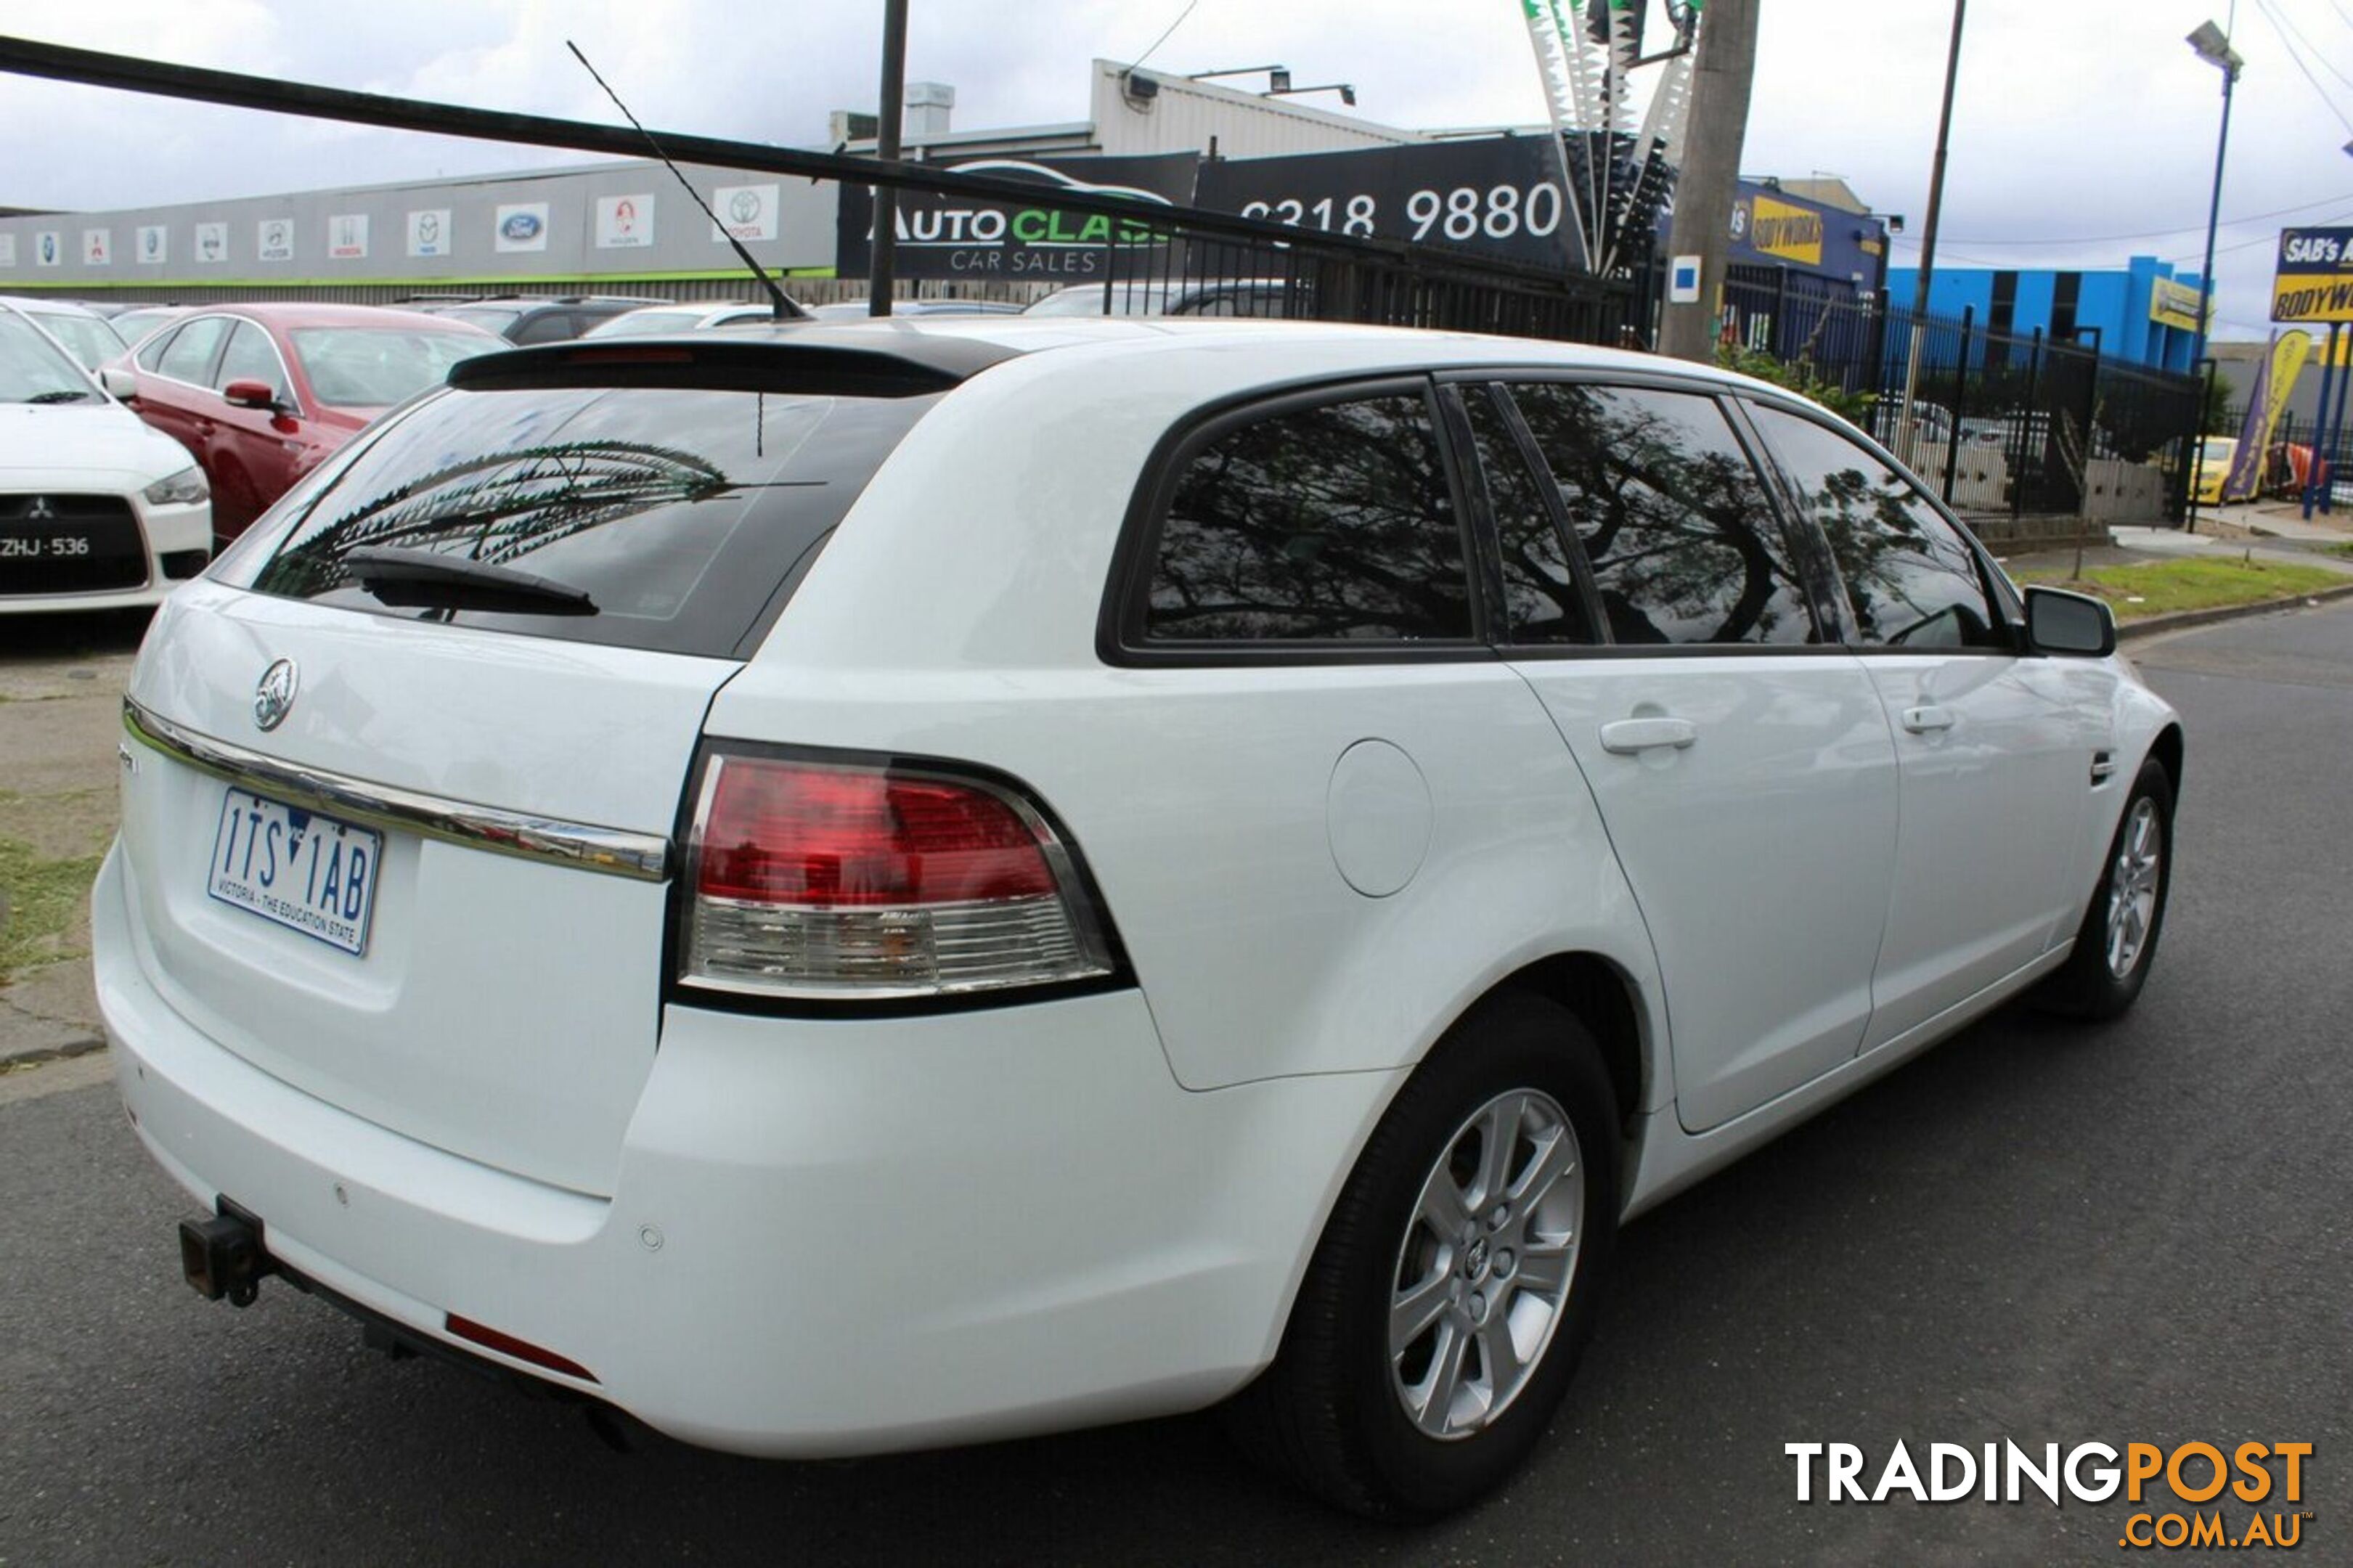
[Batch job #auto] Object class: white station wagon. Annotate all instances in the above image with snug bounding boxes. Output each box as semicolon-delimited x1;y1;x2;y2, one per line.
97;319;2180;1517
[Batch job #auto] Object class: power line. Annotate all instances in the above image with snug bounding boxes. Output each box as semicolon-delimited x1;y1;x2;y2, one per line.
2261;0;2353;96
2251;0;2353;134
1911;190;2353;246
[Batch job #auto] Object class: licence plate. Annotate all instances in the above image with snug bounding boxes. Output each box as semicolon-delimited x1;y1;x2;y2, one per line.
207;788;381;956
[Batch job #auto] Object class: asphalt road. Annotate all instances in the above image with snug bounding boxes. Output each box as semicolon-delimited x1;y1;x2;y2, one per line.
3;604;2349;1566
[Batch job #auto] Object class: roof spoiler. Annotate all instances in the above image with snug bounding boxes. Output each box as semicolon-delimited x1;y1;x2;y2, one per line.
446;332;1019;399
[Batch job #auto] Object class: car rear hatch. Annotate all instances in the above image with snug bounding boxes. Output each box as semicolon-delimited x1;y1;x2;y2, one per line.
110;338;995;1196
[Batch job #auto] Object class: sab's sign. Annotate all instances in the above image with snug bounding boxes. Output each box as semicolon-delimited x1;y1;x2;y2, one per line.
2270;226;2353;322
836;155;1198;281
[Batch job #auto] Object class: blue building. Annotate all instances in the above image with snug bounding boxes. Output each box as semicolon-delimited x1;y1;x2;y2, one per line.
1885;257;2208;372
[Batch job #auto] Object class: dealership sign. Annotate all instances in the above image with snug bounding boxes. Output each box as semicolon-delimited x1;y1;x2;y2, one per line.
711;184;780;244
1729;181;1881;284
2149;277;2209;332
837;155;1198;280
1195;140;1588;272
2270;227;2353;322
597;193;655;248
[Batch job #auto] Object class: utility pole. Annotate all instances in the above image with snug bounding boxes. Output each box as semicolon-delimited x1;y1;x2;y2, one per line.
868;0;908;316
1657;0;1758;363
1896;0;1967;452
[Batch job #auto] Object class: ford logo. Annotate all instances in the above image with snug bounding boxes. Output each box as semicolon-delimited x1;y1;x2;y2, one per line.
253;658;300;733
501;211;543;242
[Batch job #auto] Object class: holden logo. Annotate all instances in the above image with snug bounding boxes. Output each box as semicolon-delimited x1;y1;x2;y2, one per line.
728;189;762;224
25;497;54;520
502;211;542;242
253;659;300;733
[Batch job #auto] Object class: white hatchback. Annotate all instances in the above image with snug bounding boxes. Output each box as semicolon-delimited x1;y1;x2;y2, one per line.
96;318;2179;1517
0;302;211;613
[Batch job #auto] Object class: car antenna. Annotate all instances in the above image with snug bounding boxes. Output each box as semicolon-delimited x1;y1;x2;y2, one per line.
566;41;799;322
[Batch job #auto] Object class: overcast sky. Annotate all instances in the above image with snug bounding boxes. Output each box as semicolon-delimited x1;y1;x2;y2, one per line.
0;0;2345;340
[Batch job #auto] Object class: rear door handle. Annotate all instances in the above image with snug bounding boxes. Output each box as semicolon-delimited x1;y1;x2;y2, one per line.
1599;716;1697;754
1901;705;1957;734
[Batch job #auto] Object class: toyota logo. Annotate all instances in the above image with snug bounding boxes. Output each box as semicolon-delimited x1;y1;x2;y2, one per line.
253;658;300;732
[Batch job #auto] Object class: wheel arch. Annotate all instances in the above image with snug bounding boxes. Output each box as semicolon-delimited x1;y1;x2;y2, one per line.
2145;722;2185;796
1480;952;1650;1131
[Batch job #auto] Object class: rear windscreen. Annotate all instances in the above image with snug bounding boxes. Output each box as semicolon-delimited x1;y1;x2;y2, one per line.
244;383;939;659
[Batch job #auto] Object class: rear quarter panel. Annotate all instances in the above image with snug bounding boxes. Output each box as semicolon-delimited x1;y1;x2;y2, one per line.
706;332;1673;1100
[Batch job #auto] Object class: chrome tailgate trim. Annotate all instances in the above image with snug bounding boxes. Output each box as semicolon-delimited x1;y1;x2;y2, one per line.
123;696;670;883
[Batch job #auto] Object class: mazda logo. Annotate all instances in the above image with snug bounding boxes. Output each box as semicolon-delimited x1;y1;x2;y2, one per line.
253;658;299;732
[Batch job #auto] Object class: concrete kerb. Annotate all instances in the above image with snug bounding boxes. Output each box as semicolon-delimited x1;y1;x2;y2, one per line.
2117;579;2353;642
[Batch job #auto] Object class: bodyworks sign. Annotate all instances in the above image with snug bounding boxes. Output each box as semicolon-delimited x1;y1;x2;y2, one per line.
2270;226;2353;322
836;154;1198;281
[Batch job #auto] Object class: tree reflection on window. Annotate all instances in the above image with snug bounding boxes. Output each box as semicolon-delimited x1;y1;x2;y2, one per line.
1745;405;2002;650
1464;385;1589;644
1509;383;1814;646
1146;394;1472;642
260;440;733;601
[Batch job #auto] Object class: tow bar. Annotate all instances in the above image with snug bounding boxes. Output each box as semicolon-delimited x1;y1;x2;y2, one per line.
179;1198;275;1307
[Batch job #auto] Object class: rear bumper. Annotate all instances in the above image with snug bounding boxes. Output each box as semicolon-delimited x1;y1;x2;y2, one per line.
94;844;1400;1455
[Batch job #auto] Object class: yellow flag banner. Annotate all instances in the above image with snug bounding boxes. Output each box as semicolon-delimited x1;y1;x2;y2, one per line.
2225;332;2313;500
2262;331;2310;443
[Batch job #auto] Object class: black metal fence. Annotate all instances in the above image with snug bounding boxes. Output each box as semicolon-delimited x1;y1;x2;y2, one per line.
1721;271;2206;526
1028;228;1632;343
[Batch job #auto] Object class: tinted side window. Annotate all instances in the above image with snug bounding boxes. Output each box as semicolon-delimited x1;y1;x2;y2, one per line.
1144;393;1473;643
1747;404;2003;650
1508;382;1814;645
134;327;177;372
1462;385;1588;645
213;322;283;397
157;316;230;385
513;311;579;345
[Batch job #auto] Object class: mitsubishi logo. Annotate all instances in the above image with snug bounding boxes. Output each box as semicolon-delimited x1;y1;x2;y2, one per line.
253;658;299;732
25;497;54;520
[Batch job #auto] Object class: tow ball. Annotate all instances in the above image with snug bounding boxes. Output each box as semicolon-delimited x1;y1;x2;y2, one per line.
179;1200;276;1308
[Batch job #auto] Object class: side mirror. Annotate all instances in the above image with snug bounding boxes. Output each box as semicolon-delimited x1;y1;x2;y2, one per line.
99;366;137;401
221;378;282;412
2024;585;2116;658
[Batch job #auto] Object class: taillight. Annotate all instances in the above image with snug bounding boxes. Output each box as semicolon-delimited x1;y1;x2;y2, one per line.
680;751;1117;1000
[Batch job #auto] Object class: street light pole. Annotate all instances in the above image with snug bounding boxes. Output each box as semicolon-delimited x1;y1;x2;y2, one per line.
2185;15;2243;531
868;0;909;317
2187;15;2242;377
1896;0;1967;465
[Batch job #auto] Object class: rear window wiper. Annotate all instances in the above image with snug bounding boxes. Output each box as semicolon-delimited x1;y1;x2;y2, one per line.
344;545;598;615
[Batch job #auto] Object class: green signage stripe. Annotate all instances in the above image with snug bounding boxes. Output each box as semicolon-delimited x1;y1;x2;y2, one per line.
0;266;838;291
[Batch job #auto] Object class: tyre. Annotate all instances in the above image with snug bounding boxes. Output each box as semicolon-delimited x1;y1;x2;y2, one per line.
2036;756;2174;1020
1228;992;1620;1519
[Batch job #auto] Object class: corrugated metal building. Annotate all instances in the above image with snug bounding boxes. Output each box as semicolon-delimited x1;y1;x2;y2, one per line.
0;62;1422;306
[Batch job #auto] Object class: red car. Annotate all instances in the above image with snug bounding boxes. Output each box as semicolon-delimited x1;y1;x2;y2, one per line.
102;303;501;540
